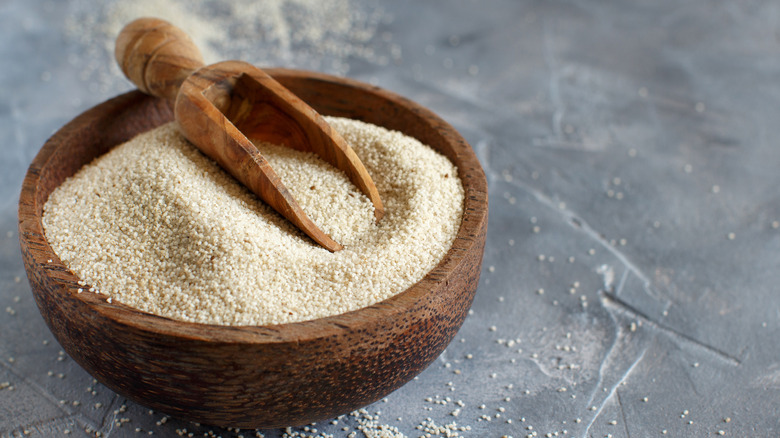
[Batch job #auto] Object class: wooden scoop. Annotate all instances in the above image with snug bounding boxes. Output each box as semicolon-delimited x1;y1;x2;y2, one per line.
115;17;384;252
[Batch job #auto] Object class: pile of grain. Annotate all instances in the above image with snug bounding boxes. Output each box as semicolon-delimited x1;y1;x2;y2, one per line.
42;117;463;326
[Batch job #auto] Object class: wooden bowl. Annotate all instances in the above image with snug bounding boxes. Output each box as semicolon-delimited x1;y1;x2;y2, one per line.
18;69;488;429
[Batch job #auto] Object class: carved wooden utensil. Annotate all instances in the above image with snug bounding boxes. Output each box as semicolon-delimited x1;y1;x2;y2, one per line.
115;17;384;251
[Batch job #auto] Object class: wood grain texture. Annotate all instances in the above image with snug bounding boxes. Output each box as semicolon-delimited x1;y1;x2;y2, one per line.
115;17;205;101
18;71;488;429
176;61;351;252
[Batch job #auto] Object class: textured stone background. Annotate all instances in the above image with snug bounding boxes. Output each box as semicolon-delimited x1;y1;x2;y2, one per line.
2;0;779;436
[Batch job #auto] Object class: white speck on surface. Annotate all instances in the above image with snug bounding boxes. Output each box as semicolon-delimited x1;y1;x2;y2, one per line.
597;265;615;290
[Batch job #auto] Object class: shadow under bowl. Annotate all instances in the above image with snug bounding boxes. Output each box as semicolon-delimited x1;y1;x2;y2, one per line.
18;68;488;429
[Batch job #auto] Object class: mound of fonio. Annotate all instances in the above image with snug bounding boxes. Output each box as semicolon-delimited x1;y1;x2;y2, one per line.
43;117;464;325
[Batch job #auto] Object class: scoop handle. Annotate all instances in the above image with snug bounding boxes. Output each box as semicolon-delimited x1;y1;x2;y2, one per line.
115;17;205;102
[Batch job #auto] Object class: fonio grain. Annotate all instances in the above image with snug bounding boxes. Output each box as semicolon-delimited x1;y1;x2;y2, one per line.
43;117;464;325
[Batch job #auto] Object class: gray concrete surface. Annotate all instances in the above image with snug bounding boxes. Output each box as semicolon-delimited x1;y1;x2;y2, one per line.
2;0;779;436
